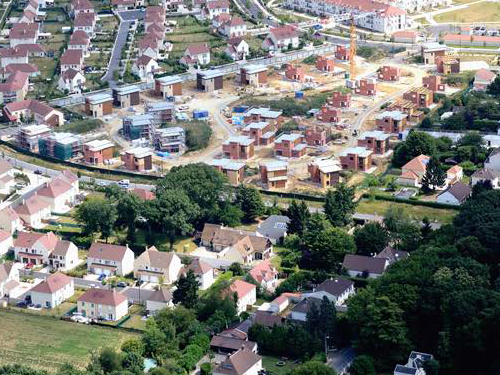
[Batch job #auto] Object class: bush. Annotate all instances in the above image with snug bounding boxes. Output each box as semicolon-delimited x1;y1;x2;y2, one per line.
175;121;212;151
200;363;212;375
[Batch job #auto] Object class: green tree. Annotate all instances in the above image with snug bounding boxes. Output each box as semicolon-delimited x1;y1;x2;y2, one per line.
392;131;436;167
74;195;117;242
286;361;337;375
383;205;422;251
149;189;199;248
421;157;446;193
286;200;310;235
487;75;500;96
228;262;244;276
235;185;265;223
423;359;440;375
173;269;200;308
324;183;357;227
121;338;145;356
115;192;142;242
349;355;376;375
98;348;122;373
354;222;389;256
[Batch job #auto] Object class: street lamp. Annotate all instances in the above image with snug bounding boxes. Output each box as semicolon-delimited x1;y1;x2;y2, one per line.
324;335;330;357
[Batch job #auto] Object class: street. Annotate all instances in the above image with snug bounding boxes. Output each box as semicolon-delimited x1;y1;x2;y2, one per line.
102;19;134;87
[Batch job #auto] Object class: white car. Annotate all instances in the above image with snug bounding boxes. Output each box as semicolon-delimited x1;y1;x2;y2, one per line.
177;105;189;111
118;179;130;189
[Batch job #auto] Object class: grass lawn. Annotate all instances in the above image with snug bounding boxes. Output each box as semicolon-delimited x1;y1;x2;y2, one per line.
121;314;147;331
434;2;500;22
0;309;138;372
8;302;76;317
356;199;457;224
262;356;299;375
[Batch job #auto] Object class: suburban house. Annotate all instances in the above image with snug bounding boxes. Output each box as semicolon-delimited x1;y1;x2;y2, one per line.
186;258;215;290
0;230;12;256
203;0;230;19
83;139;114;165
358;131;391;155
436;55;460;75
87;242;135;276
355;78;377;96
208;159;245;186
0;207;23;234
376;246;409;265
420;42;446;65
9;23;39;47
0;160;14;195
485;148;500;172
74;12;96;37
239;64;267;86
146;287;174;315
242;122;275;146
396;154;430;186
394;352;434;375
262;25;299;52
0;47;29;68
210;335;257;354
58;68;86;94
375;110;407;134
225;37;249;61
120;147;153;172
0;71;29;104
302;277;355;306
471;168;499;189
212;348;262;375
290;297;322;322
342;254;388;278
68;30;90;57
30;271;74;309
226;279;257;314
422;75;445;92
274;133;306;158
4;99;64;126
132;54;159;81
48;240;79;271
473;68;496;91
85;93;113;118
219;16;247;38
201;223;273;263
0;262;22;297
402;87;433;108
1;63;40;79
60;49;84;73
257;215;290;245
436;182;471;205
249;259;279;292
155;75;183;98
316;55;335;72
13;195;51;228
308;158;342;188
269;292;301;314
180;43;210;67
222;136;255;160
77;288;128;321
134;246;183;284
36;176;78;212
378;65;400;81
339;147;373;171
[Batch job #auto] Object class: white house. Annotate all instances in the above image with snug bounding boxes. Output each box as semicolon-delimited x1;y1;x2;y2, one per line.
0;206;23;234
58;68;86;94
0;230;13;256
0;262;22;297
213;348;262;375
30;272;74;308
302;277;355;306
249;259;278;292
87;243;135;276
146;286;173;315
204;0;229;20
77;288;128;321
225;37;249;61
436;182;472;206
0;159;15;194
132;55;159;81
262;26;299;52
37;176;78;213
342;254;388;279
485;148;500;172
220;16;247;38
226;280;256;315
186;258;214;290
49;240;79;271
133;246;182;284
471;168;499;189
473;68;496;92
180;44;210;67
13;194;51;228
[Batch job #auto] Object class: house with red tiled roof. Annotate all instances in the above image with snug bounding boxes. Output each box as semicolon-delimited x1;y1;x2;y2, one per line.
74;12;96;36
145;286;173;314
130;187;155;201
203;0;229;19
0;159;14;195
19;9;37;23
0;229;13;256
37;176;78;213
16;43;45;57
0;47;29;68
134;246;183;284
70;0;94;17
1;63;40;79
0;262;22;297
87;242;135;276
180;43;210;67
396;154;430;187
3;99;64;126
111;0;136;10
77;288;128;321
213;348;262;375
225;37;249;61
0;204;22;234
60;49;84;72
138;37;160;59
262;25;299;52
12;231;77;268
58;68;86;94
31;272;74;308
249;259;278;292
212;13;230;28
219;16;247;38
473;68;496;92
186;258;214;290
68;30;90;57
226;279;257;314
9;23;39;47
392;30;419;43
0;71;29;104
13;195;51;228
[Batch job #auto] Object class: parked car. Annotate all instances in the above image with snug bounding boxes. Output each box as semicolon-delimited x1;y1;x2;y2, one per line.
136;279;144;286
118;179;130;189
34;170;42;175
16;301;28;308
117;282;129;288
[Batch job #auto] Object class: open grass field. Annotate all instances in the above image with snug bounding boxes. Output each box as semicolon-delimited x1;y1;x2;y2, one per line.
0;309;139;372
262;356;299;375
434;2;500;23
357;199;457;224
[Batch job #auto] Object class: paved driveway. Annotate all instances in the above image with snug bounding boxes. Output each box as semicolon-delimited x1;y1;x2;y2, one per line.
118;10;144;21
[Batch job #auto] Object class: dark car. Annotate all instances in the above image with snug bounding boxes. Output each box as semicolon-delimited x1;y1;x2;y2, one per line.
24;295;31;302
34;170;42;175
16;301;28;308
117;282;128;288
136;279;144;286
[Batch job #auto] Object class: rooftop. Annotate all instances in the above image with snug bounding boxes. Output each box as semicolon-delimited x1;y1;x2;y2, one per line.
375;110;406;120
114;85;141;95
339;147;373;158
242;64;267;74
224;136;254;146
84;139;114;151
86;93;112;104
209;159;245;171
123;147;153;159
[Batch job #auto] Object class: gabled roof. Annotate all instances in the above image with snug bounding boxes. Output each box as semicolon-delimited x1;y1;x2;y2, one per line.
135;54;154;67
249;259;277;284
342;254;387;274
60;49;83;65
9;23;38;39
402;154;430;173
4;63;39;75
0;71;29;92
474;68;496;82
72;0;93;11
186;43;209;56
36;177;72;198
291;296;322;314
74;12;95;27
88;242;130;261
316;277;354;297
147;286;173;303
78;288;127;306
14;231;58;250
188;258;213;275
269;25;298;41
130;188;155;201
472;168;497;180
438;181;471;203
229;16;245;27
14;195;51;216
206;0;229;9
214;348;261;375
136;246;178;270
375;245;409;264
52;240;75;257
227;279;256;300
31;272;72;294
210;335;256;351
4;99;56;117
0;160;12;175
61;68;83;81
69;30;90;45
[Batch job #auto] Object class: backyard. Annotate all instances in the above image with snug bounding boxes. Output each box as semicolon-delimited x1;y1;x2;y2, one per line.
262;356;299;375
0;309;139;372
434;2;500;23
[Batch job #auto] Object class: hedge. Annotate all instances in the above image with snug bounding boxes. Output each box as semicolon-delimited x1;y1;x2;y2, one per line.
360;193;461;210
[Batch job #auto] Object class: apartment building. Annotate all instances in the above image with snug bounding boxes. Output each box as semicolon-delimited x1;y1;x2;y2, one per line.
122;114;155;140
152;127;185;153
17;124;51;152
145;101;175;125
38;132;82;160
242;122;275;146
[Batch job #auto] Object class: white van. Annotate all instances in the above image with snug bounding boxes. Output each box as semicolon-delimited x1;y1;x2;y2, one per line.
118;179;130;189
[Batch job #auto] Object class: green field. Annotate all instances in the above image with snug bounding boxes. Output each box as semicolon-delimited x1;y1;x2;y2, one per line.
0;309;139;372
262;356;299;375
434;2;500;23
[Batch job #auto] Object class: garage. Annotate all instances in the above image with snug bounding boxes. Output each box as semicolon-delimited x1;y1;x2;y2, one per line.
141;275;159;283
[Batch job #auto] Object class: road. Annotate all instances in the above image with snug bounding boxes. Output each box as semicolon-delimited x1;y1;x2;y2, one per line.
102;19;133;87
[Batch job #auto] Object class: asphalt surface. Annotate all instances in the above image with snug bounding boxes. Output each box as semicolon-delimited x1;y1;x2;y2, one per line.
102;19;133;87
